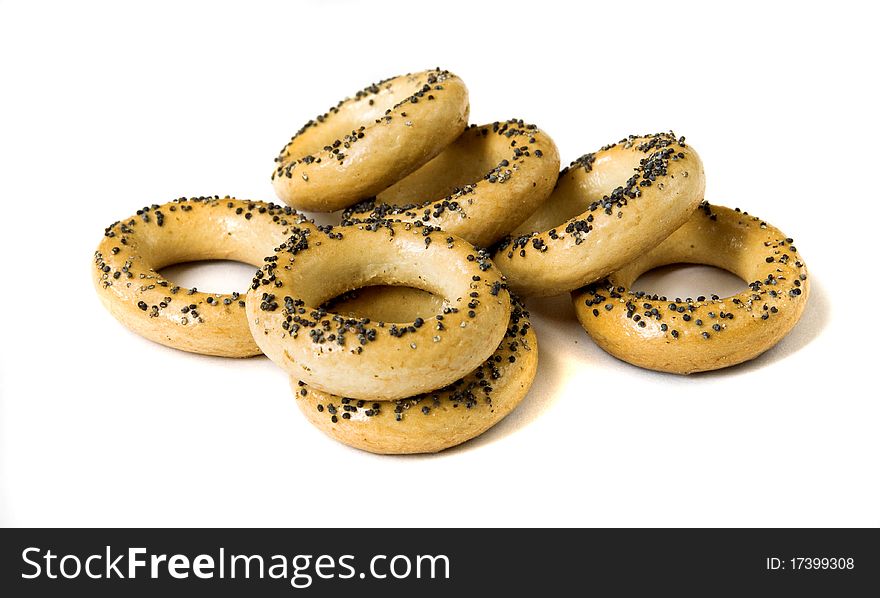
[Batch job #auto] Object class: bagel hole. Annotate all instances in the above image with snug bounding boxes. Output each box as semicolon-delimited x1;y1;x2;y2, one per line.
378;130;508;204
513;146;647;235
321;285;443;323
632;264;747;300
159;260;256;295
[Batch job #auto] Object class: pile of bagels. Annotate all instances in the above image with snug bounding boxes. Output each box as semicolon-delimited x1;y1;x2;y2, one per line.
93;68;809;454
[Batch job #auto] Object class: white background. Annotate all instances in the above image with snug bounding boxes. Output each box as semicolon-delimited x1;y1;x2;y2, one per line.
1;0;877;527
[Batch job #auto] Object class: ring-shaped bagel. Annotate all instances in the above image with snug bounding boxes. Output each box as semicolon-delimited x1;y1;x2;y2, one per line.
571;203;810;374
494;132;706;296
245;221;512;400
341;119;560;247
92;196;314;357
293;293;537;454
272;68;469;212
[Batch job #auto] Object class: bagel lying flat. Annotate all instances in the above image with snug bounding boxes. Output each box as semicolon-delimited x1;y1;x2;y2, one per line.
294;292;537;454
342;119;560;247
93;196;313;357
572;203;809;374
246;221;512;400
495;132;706;296
272;68;469;212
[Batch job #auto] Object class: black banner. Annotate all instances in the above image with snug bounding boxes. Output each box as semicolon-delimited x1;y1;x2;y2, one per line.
1;528;876;595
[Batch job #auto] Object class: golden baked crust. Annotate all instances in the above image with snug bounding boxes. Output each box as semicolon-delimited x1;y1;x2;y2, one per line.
272;69;469;212
572;203;809;374
495;132;706;296
343;119;560;247
246;221;512;400
293;295;537;454
92;196;313;357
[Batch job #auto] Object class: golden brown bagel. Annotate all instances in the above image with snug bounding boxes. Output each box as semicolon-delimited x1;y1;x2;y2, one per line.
245;221;512;400
272;68;469;212
342;119;560;247
495;132;706;296
293;294;537;454
572;203;810;374
92;196;314;357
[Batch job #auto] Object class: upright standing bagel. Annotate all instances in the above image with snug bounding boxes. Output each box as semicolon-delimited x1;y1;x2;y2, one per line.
572;203;809;374
342;119;560;247
494;132;706;296
246;221;512;400
92;196;314;357
293;292;537;454
272;68;470;212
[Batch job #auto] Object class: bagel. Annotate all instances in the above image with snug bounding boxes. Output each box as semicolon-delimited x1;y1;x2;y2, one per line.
494;132;706;296
92;196;314;357
245;221;512;400
272;68;469;212
571;203;809;374
341;119;560;247
293;293;537;454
